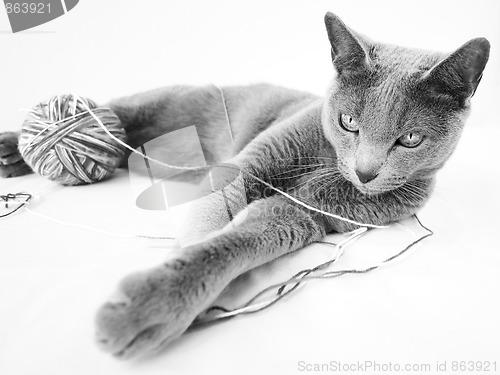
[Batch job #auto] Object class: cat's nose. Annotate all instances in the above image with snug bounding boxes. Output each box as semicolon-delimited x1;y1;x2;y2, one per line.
355;169;378;184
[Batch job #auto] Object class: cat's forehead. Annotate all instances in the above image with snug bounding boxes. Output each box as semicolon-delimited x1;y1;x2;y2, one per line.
335;45;444;99
332;44;466;134
370;45;443;78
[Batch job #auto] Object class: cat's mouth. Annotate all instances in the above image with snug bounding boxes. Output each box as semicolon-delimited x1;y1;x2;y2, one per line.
332;162;410;196
341;169;405;196
352;183;392;196
349;173;430;203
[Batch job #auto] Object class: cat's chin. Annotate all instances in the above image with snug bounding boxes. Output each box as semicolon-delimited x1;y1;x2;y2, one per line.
350;180;402;197
353;184;388;197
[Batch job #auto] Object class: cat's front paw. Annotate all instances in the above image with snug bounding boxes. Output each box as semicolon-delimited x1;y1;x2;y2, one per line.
95;261;204;359
0;132;32;178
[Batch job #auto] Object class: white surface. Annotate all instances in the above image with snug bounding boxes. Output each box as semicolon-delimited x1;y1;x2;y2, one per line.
1;1;500;374
0;126;499;375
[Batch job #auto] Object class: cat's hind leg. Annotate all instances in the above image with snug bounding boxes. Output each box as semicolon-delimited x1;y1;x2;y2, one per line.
0;132;32;178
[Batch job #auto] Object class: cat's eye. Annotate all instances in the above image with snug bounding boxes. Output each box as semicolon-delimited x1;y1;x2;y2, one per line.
339;113;359;132
398;132;424;148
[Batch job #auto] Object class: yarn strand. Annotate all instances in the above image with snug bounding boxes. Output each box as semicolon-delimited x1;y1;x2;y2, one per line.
0;191;175;241
193;215;432;326
23;205;175;241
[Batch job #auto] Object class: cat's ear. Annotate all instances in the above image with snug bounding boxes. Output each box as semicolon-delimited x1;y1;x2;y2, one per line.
422;38;490;102
324;12;370;76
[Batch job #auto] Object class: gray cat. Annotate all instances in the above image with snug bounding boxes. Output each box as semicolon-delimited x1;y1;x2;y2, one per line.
0;12;489;359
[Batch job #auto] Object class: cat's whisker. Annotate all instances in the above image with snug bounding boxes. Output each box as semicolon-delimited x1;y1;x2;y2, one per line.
267;163;328;177
268;164;328;179
270;170;318;181
394;192;407;207
396;183;428;206
288;170;332;188
407;182;429;197
294;168;332;186
295;171;325;192
314;179;337;197
273;156;337;162
298;173;328;191
425;188;455;206
309;170;344;197
309;176;329;195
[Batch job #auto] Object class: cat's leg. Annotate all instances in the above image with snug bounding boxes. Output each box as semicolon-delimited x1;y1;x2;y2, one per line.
95;194;326;359
0;131;32;178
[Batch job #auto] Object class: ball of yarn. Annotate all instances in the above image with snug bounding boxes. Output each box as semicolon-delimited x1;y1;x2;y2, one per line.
19;94;127;186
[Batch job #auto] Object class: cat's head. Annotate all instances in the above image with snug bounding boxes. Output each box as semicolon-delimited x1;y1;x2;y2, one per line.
321;12;489;196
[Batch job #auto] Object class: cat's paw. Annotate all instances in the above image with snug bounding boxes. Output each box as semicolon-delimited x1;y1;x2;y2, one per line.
0;132;32;178
95;262;203;359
